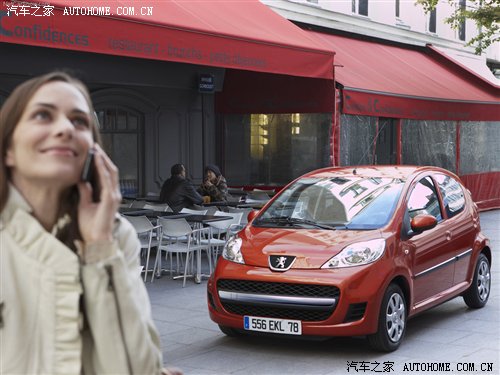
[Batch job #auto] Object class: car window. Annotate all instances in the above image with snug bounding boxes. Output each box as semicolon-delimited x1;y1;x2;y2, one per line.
256;176;404;230
434;174;465;218
407;176;442;222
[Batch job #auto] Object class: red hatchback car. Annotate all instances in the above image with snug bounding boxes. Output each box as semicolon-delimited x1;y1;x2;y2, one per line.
207;166;492;351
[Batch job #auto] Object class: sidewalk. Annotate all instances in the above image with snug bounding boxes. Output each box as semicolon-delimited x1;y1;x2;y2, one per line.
146;210;499;375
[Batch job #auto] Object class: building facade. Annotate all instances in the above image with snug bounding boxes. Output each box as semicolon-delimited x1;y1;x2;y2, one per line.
217;0;499;209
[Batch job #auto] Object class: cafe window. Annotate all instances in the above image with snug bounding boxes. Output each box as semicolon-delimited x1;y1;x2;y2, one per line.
95;107;144;197
402;120;456;173
224;113;332;186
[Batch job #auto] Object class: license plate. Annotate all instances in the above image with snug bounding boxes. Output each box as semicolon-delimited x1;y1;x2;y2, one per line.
243;316;302;335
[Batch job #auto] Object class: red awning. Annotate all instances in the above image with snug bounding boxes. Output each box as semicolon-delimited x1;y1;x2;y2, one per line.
309;31;500;120
0;0;334;79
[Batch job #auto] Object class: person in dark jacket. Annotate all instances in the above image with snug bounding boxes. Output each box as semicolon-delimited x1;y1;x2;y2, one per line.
198;164;228;202
159;164;203;212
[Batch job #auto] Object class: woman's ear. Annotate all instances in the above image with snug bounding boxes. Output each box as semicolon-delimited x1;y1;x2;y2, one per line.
5;147;15;167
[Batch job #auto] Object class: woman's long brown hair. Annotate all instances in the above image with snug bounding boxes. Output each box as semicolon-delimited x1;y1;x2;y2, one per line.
0;71;102;249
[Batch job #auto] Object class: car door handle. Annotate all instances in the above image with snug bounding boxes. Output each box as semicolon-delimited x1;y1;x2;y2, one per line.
445;230;452;241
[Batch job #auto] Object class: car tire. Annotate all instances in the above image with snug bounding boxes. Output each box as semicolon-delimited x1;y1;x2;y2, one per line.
218;325;240;337
368;284;406;352
463;253;491;308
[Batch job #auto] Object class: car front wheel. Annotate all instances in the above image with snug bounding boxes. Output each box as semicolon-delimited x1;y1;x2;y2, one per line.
463;253;491;308
368;284;406;352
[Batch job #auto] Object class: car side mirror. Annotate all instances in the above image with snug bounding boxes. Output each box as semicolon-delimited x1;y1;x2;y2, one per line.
247;210;259;222
410;214;438;234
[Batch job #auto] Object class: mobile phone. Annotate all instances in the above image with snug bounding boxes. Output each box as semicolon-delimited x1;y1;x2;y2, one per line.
81;149;100;202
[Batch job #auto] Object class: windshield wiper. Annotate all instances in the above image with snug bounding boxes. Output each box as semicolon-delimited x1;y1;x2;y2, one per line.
286;217;343;230
256;216;341;230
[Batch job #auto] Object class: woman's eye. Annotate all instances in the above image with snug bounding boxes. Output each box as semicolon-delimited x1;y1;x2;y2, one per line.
72;117;89;128
33;110;51;121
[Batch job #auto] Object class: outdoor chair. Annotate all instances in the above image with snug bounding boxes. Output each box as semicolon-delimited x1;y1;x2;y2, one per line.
192;204;218;215
144;202;173;212
122;215;161;282
246;191;270;201
152;217;211;287
227;207;254;226
129;200;147;209
202;211;243;267
181;207;208;215
252;188;275;194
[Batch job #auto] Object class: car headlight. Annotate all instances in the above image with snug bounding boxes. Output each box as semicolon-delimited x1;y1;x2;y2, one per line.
321;239;386;269
222;235;245;264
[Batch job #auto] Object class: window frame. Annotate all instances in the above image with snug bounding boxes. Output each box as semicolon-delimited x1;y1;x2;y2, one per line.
352;0;369;16
432;173;466;219
406;175;444;223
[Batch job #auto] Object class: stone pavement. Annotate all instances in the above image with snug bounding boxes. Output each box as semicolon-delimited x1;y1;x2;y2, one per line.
145;210;499;375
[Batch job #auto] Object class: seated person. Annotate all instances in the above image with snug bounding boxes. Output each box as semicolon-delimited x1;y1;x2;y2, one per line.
198;164;228;203
160;164;203;212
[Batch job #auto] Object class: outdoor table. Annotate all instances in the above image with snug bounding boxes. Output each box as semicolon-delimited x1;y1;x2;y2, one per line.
203;201;266;209
119;208;190;219
119;207;154;216
122;196;161;202
236;201;267;209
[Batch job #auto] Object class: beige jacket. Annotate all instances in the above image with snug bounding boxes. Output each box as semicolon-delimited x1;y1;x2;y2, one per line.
0;187;163;374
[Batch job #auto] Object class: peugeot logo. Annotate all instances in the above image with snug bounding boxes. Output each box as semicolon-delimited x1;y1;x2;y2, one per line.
269;255;296;272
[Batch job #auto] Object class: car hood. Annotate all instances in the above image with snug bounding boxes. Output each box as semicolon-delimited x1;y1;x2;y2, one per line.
239;226;382;269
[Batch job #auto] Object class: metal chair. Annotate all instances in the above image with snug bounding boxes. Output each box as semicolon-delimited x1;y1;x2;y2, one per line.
152;218;211;287
247;191;270;201
144;202;173;212
180;207;208;215
129;200;147;209
227;207;254;226
122;215;161;282
203;211;243;267
192;204;219;215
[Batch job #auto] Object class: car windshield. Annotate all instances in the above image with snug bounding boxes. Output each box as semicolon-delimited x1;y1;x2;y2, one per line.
254;175;405;230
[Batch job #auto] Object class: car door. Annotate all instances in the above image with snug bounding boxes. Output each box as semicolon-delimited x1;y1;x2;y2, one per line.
433;173;477;285
403;176;455;305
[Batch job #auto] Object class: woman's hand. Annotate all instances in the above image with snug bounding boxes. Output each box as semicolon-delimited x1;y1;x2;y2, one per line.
77;144;121;244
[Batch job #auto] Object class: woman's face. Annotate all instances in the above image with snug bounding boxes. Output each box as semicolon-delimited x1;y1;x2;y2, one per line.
5;81;94;189
206;169;216;182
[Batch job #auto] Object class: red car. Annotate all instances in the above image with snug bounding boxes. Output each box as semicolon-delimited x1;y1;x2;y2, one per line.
207;166;491;351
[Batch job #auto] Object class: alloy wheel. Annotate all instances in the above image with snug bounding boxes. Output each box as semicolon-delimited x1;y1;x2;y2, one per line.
477;259;491;301
386;293;405;343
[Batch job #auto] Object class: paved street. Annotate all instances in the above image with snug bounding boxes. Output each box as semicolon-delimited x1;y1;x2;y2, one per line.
146;210;499;375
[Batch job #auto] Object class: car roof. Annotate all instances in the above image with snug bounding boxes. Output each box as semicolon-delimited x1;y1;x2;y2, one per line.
302;165;436;180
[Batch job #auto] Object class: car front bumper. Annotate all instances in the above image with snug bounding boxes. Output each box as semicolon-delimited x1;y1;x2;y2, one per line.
207;258;394;337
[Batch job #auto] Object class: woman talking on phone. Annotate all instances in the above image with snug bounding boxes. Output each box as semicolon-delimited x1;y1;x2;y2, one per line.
0;72;170;374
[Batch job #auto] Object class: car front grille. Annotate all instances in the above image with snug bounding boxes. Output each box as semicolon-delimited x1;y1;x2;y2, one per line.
217;279;340;322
